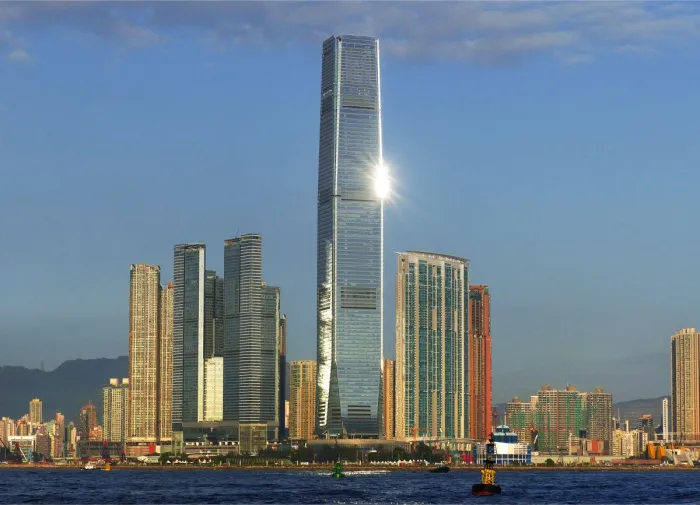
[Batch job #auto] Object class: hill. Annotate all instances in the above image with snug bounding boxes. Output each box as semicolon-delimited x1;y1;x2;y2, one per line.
0;356;128;423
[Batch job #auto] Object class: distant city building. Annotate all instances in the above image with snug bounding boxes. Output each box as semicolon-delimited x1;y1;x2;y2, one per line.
583;388;613;448
172;243;206;448
671;328;700;442
29;399;42;425
78;402;97;441
203;357;223;422
506;397;533;444
128;263;160;447
224;234;280;450
159;281;174;443
469;285;492;441
382;359;395;439
395;251;468;440
534;385;585;454
278;314;288;440
289;360;317;441
103;378;129;446
316;35;385;439
662;398;669;441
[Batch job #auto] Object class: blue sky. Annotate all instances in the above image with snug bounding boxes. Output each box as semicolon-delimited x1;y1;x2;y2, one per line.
1;1;699;402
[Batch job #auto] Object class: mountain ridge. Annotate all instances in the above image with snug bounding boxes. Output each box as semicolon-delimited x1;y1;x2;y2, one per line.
0;356;129;422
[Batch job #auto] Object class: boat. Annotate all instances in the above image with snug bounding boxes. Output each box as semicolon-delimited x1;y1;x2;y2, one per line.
83;462;97;470
331;461;345;478
429;465;450;473
472;433;502;496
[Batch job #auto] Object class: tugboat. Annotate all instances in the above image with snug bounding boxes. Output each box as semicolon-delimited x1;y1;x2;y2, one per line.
331;460;345;478
472;432;501;496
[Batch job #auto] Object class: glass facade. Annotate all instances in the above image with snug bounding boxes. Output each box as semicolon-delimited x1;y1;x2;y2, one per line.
172;244;206;432
223;234;278;440
204;270;224;359
316;35;383;437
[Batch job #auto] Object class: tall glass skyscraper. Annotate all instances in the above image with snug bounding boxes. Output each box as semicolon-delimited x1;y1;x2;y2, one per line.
172;243;206;438
224;234;279;445
316;35;385;438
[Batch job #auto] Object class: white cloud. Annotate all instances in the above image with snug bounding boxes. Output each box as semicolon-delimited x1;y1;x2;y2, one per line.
0;1;698;64
8;48;30;62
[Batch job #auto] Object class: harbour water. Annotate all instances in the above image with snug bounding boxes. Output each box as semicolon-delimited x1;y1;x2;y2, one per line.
1;469;699;504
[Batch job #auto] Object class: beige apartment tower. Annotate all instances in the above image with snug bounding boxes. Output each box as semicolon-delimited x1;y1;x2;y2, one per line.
395;251;468;441
383;359;396;439
289;360;317;440
128;264;160;445
158;282;174;442
671;328;700;442
103;378;129;446
29;399;42;425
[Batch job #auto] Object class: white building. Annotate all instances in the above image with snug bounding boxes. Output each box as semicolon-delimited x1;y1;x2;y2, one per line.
204;357;223;422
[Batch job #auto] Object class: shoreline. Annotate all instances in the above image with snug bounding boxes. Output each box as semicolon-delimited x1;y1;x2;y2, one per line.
0;464;695;472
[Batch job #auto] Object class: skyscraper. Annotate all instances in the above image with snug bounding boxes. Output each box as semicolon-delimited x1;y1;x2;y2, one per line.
278;314;288;440
395;251;468;440
671;328;700;442
583;387;613;450
469;284;492;441
224;234;279;449
316;34;386;438
662;397;669;441
103;378;129;446
382;359;395;439
29;399;42;425
78;402;97;441
158;282;174;442
262;285;281;441
128;263;160;446
172;244;206;444
289;360;317;441
204;270;224;358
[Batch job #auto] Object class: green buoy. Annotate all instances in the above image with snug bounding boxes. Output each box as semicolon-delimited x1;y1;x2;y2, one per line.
331;461;345;478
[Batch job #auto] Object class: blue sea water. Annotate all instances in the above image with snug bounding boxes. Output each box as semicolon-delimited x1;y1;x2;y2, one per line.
1;469;699;504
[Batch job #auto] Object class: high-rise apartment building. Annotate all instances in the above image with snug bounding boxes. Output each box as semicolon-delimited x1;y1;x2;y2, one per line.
128;263;160;445
671;328;700;442
103;378;129;446
278;314;287;440
534;385;585;453
78;402;97;440
29;399;42;425
506;397;532;444
172;244;206;442
316;35;385;438
382;359;395;439
289;360;317;441
583;387;613;447
224;234;280;449
395;251;468;440
158;282;174;442
662;397;669;441
469;285;492;441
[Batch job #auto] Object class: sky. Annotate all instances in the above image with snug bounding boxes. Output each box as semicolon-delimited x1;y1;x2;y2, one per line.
1;1;700;403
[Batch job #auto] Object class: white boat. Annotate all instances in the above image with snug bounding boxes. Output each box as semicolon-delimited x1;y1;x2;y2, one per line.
83;462;97;470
